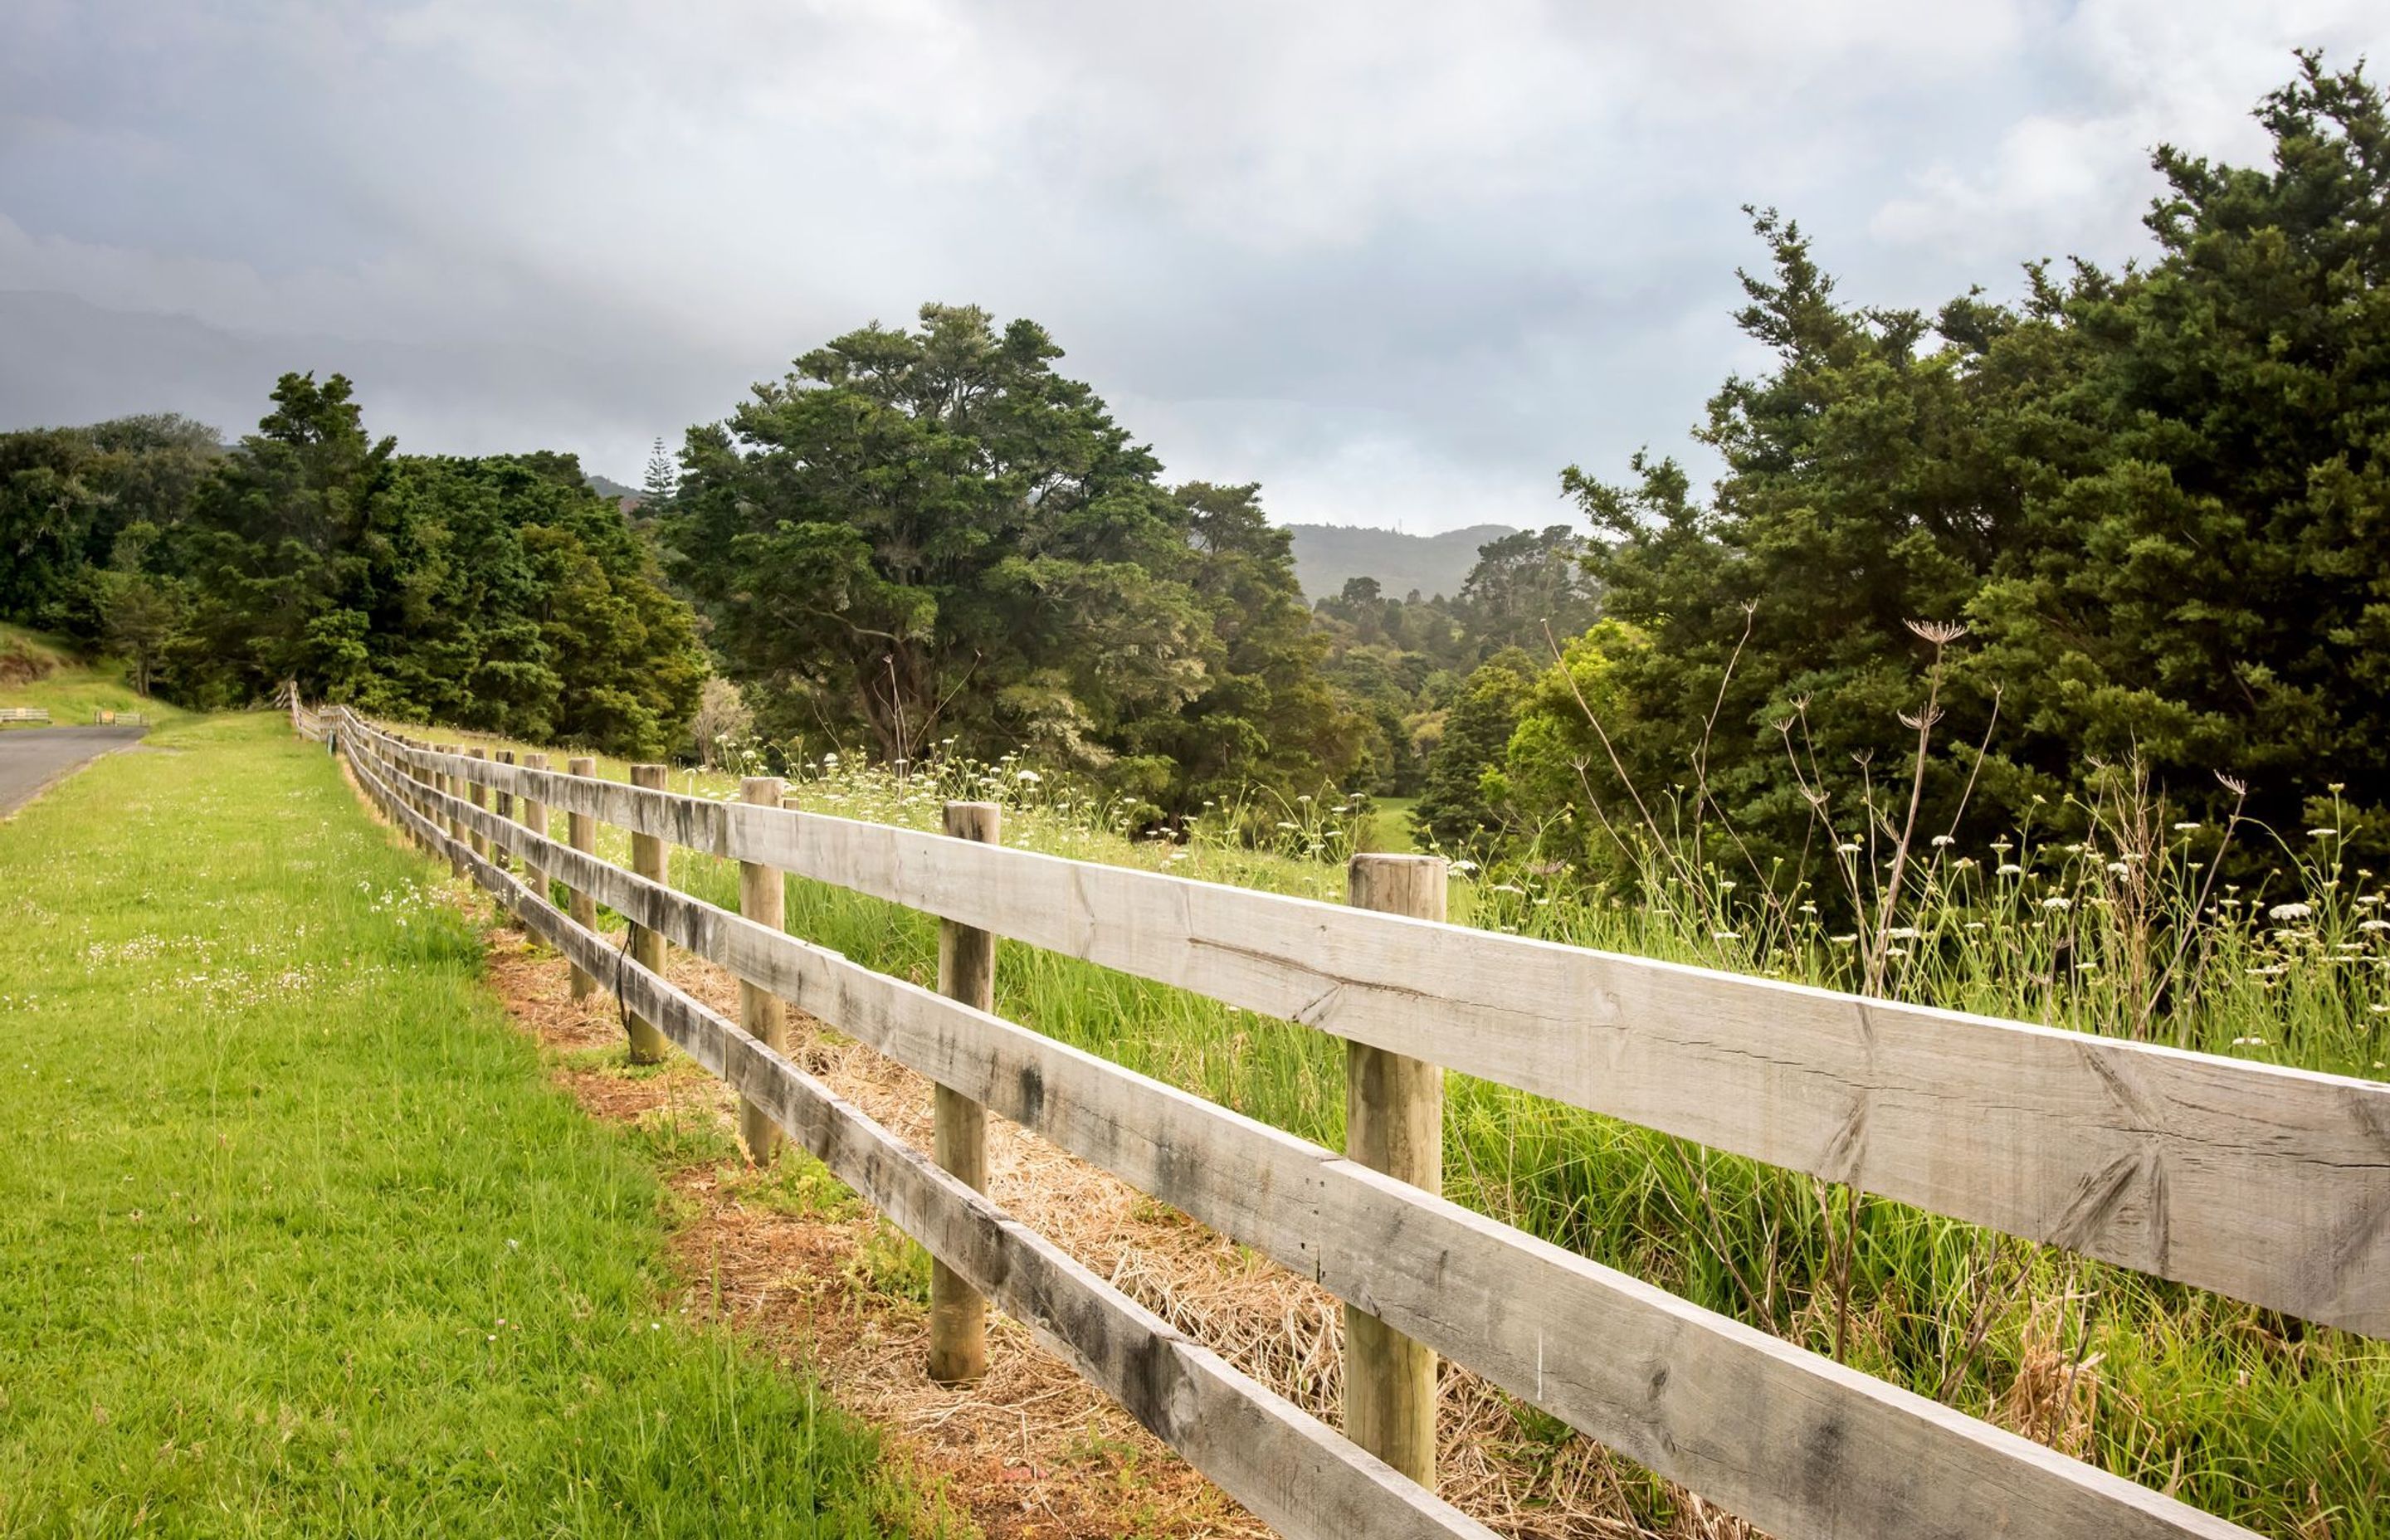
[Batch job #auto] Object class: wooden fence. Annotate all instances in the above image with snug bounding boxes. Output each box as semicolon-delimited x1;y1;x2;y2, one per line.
317;704;2387;1540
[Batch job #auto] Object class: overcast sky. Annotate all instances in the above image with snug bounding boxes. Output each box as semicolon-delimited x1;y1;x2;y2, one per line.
3;2;2383;533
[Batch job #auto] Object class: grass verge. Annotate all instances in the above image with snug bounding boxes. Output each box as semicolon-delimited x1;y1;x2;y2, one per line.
0;622;185;729
0;711;968;1538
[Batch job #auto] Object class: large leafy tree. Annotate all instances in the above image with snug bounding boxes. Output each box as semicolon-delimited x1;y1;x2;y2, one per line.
1540;55;2390;871
668;305;1358;808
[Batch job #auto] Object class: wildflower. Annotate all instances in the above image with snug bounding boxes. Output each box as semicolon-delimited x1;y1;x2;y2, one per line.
1451;860;1479;874
1712;930;1741;942
1930;834;1954;847
1830;933;1858;945
2172;821;2202;832
2106;861;2129;876
2231;1036;2268;1047
2041;896;2071;911
2309;827;2338;840
1888;926;1920;940
2267;902;2314;921
1836;842;1861;855
1015;769;1041;783
1997;863;2022;876
2360;919;2388;933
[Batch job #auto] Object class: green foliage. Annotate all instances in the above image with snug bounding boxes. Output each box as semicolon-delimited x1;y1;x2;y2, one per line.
1412;647;1539;849
666;304;1359;811
0;413;220;641
173;375;704;755
1549;56;2390;876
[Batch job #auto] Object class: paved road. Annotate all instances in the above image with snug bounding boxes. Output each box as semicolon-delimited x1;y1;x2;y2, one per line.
0;724;148;816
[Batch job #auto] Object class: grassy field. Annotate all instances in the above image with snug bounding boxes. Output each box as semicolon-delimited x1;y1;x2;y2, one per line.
0;713;967;1538
0;623;185;728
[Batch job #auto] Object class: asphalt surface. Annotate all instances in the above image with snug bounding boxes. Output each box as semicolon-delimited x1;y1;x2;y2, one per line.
0;724;149;817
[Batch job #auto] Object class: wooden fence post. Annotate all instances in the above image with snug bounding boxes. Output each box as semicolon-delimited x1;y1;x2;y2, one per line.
1344;852;1448;1488
436;744;464;875
567;755;598;1001
929;800;1000;1384
492;750;515;880
519;753;549;908
465;747;489;861
738;775;789;1164
623;763;671;1064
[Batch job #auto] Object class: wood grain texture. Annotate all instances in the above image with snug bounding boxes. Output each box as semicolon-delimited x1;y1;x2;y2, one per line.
339;733;1497;1540
931;801;999;1386
386;736;2386;1335
623;763;669;1065
336;720;2257;1540
737;775;788;1165
1343;853;1446;1486
565;755;598;1001
517;752;549;906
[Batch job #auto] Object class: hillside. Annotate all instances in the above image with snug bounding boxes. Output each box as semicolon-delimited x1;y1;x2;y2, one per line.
1285;522;1517;602
0;624;182;726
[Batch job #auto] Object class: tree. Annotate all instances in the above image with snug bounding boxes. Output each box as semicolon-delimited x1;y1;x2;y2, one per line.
1534;54;2390;871
94;568;183;695
1412;649;1538;850
1456;524;1600;656
182;373;395;700
668;305;1358;809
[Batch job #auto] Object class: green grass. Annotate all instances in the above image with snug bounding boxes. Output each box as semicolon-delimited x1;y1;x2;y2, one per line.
1359;797;1420;854
0;622;186;729
0;712;968;1538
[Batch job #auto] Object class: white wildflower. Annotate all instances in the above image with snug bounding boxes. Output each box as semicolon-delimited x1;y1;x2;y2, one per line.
2267;902;2314;921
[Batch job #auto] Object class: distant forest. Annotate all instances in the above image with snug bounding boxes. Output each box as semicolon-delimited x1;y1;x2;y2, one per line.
4;56;2383;872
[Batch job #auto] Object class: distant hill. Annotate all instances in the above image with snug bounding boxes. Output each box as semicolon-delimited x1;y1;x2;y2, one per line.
1285;523;1518;602
586;473;640;507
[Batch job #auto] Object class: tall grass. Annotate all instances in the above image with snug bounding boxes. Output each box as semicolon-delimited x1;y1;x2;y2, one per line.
617;743;2384;1538
0;713;969;1538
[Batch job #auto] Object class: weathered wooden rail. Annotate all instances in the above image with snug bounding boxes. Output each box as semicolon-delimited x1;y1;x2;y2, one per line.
323;706;2385;1540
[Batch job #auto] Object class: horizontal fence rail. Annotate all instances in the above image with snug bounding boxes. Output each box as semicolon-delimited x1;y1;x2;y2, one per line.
387;726;2390;1339
339;721;1495;1540
322;710;2298;1540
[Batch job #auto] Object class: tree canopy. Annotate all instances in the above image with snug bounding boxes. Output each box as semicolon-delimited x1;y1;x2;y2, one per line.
1497;54;2390;871
666;304;1362;811
1;375;705;758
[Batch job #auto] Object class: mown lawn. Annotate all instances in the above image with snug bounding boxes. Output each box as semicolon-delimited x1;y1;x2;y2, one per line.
0;712;966;1538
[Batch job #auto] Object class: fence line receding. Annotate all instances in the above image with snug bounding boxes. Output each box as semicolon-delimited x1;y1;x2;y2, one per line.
306;700;2384;1540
